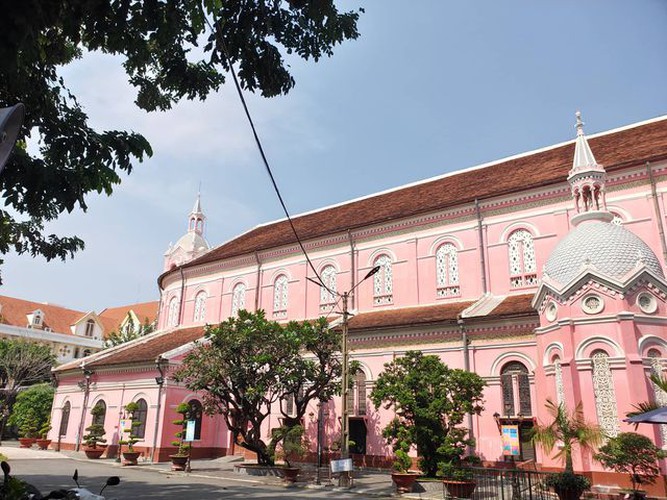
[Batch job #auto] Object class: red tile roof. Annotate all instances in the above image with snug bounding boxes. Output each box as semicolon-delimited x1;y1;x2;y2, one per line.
54;326;205;372
487;294;536;318
0;295;86;334
98;301;159;332
161;117;667;282
349;301;475;331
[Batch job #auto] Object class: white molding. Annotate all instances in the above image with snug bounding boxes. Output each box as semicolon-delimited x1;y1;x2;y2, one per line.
575;336;624;359
489;352;537;376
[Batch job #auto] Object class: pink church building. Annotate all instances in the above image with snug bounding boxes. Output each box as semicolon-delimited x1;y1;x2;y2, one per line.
51;114;667;491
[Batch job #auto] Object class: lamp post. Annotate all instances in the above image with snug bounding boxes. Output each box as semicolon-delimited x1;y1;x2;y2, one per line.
309;265;380;487
75;369;93;452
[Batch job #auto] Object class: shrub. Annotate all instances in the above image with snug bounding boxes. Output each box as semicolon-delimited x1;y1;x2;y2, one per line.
83;404;106;449
170;403;191;457
595;432;665;494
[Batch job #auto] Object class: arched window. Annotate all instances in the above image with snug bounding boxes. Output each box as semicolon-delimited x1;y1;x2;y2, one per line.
193;292;207;322
436;243;460;297
85;319;96;337
591;350;619;437
92;400;106;426
132;398;148;439
500;361;532;416
373;255;393;305
273;275;288;317
320;266;337;310
231;283;246;316
508;229;537;288
188;400;203;440
346;369;367;417
553;356;566;406
167;297;179;327
59;401;71;437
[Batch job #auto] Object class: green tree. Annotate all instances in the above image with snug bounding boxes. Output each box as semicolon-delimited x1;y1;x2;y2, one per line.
104;314;156;348
7;383;54;438
370;351;486;477
174;309;342;465
595;432;665;497
0;340;55;439
531;399;603;473
0;1;362;278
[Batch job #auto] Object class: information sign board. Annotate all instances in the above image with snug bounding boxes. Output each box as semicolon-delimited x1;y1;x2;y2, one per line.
185;420;196;442
501;424;520;456
330;458;353;472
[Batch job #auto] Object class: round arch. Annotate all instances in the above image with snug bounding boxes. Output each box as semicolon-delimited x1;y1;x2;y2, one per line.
499;222;540;244
638;335;667;358
542;342;565;366
367;248;397;267
575;336;623;359
490;352;536;377
429;235;464;255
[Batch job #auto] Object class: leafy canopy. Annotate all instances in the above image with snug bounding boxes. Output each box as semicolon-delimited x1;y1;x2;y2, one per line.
174;309;342;465
0;1;362;278
0;340;55;437
7;383;54;439
370;351;486;477
595;432;665;493
104;314;156;348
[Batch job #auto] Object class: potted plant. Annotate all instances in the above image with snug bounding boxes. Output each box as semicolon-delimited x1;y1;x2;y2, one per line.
275;425;306;483
170;403;191;471
118;402;141;465
439;430;480;500
594;432;665;500
35;419;52;450
82;405;107;459
532;400;602;500
388;421;419;494
17;414;39;448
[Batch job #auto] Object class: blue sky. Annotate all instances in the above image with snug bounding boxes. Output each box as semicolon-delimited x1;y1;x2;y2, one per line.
2;0;666;312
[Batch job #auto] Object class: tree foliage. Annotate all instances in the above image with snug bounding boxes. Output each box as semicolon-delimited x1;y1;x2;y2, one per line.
595;432;665;494
174;309;342;465
7;383;54;438
370;351;486;477
531;400;603;473
0;1;361;277
0;340;55;437
104;314;156;348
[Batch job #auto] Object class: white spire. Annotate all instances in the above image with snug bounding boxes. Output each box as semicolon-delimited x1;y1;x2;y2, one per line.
188;192;206;236
567;111;611;226
191;191;204;217
571;111;602;174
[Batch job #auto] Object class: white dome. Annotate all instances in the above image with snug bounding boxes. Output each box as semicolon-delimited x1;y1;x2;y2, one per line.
543;220;664;286
174;232;209;253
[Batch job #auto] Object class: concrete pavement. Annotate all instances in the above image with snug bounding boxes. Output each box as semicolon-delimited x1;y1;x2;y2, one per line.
0;442;400;498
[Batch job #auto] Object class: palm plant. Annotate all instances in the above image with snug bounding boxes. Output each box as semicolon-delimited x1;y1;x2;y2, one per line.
531;399;603;472
626;373;667;421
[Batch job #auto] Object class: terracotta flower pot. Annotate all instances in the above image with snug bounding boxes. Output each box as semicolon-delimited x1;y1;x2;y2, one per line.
84;447;105;459
122;451;140;466
170;454;189;471
282;467;300;483
35;439;51;450
18;437;35;448
443;479;477;499
391;472;419;493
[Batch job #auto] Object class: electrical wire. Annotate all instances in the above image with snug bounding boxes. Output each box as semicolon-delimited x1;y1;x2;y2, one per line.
206;15;330;292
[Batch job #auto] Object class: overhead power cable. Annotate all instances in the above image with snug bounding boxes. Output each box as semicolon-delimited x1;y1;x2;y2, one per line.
206;15;330;292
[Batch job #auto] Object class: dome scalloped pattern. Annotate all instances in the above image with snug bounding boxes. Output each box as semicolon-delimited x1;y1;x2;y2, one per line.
543;221;664;286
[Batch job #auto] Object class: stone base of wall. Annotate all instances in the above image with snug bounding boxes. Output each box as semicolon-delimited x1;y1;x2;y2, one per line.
50;441;227;464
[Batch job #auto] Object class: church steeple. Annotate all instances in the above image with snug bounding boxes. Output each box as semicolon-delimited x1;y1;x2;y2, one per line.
568;111;612;226
188;192;205;236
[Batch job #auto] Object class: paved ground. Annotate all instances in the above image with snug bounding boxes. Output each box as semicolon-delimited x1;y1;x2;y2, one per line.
0;443;397;499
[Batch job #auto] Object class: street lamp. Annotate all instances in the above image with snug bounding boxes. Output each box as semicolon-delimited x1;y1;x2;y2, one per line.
309;264;380;487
